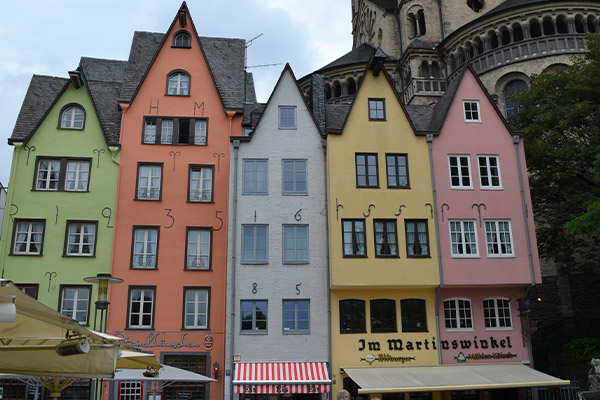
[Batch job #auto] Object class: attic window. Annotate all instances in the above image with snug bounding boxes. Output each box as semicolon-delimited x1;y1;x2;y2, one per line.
60;104;85;130
167;71;190;95
173;31;191;48
467;0;484;12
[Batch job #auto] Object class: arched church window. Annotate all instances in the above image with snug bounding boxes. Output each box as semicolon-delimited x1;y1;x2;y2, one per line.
543;17;555;35
588;16;598;33
347;78;357;95
407;13;417;39
377;29;383;47
556;15;569;34
417;9;426;36
504;80;528;118
500;27;511;45
324;84;331;100
512;23;524;42
575;15;586;33
488;31;499;49
466;0;484;12
530;19;542;38
333;81;342;98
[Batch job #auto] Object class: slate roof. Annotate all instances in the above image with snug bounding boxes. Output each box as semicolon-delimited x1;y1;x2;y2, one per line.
119;31;251;111
80;57;127;146
242;103;266;129
316;43;377;73
427;67;464;132
369;0;398;11
485;0;559;17
325;104;351;133
405;104;435;132
9;75;69;144
406;39;438;50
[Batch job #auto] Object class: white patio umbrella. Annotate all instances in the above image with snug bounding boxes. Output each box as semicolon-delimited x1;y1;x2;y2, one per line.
0;279;158;398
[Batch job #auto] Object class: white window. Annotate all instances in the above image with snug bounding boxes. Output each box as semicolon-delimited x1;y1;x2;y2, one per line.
184;288;209;329
463;100;481;122
241;300;267;332
242;159;268;194
241;224;268;263
478;155;502;188
35;159;91;191
65;161;90;191
343;219;366;257
283;225;308;263
449;220;478;257
65;221;96;256
443;298;473;330
282;159;307;195
448;155;472;189
60;105;85;129
189;166;213;202
279;106;297;129
60;286;90;324
174;32;191;47
132;227;158;268
194;120;207;145
12;220;44;255
136;164;162;200
128;288;155;329
187;228;211;269
483;298;512;329
283;299;310;333
160;120;174;144
368;99;385;120
485;220;514;256
144;120;157;143
167;72;190;95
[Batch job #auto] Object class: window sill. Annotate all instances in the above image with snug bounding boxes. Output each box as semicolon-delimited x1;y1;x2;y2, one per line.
464;120;482;123
165;93;191;97
450;187;474;190
340;330;367;334
63;254;96;258
130;266;158;270
282;193;308;196
450;255;480;259
480;187;503;191
283;261;310;265
356;186;380;189
182;327;209;331
375;255;400;258
446;328;476;332
9;253;42;256
184;267;212;271
278;127;297;130
387;186;411;190
342;255;368;258
187;200;214;204
486;254;516;258
241;193;269;196
485;327;514;331
407;255;431;259
240;330;268;335
134;198;162;201
283;331;310;335
240;262;269;265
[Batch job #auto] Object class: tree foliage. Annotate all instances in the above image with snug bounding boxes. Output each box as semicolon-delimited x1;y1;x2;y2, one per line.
511;33;600;267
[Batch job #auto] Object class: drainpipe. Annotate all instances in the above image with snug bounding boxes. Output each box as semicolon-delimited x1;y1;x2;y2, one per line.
229;140;240;400
513;135;536;287
427;134;444;365
322;138;333;399
0;143;22;279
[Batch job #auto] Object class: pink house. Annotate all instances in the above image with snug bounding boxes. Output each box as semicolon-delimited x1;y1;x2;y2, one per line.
428;66;541;370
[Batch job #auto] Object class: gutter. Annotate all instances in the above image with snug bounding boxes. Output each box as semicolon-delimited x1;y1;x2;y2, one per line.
427;134;444;365
228;140;240;400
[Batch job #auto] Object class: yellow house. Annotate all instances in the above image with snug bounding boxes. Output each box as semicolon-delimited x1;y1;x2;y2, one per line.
326;58;441;400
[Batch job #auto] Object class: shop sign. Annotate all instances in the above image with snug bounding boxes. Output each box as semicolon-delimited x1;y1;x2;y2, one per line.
112;331;203;350
454;351;518;362
358;337;437;352
440;335;513;351
204;335;213;350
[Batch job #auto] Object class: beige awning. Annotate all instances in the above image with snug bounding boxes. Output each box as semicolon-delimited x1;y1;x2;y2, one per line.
342;363;571;393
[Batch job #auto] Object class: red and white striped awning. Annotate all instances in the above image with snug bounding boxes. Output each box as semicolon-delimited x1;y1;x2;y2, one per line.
233;362;331;394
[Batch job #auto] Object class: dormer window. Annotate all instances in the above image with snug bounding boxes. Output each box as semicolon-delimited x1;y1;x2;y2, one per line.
60;104;85;129
173;31;191;48
167;71;190;95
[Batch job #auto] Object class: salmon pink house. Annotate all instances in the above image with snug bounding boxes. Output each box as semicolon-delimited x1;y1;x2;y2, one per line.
428;66;543;400
106;3;252;400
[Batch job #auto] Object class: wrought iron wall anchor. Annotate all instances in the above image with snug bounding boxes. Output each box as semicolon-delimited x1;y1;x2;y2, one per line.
441;203;450;222
363;204;375;217
471;203;487;227
394;204;406;217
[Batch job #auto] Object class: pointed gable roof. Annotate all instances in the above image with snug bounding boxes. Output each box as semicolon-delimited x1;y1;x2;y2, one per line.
9;75;69;145
119;2;250;111
80;57;127;146
243;63;324;140
427;65;516;134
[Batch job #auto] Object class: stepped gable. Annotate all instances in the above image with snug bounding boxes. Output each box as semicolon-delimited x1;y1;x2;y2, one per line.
9;75;69;144
80;57;128;146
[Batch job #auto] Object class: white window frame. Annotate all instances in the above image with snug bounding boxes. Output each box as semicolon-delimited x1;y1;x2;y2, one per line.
241;224;268;263
143;120;157;143
463;100;481;122
128;288;155;329
184;288;209;329
443;298;474;331
167;72;190;95
189;166;213;202
282;159;307;195
448;155;472;189
278;106;297;129
174;32;191;47
242;159;268;195
35;159;61;190
283;299;310;333
35;158;91;191
240;300;268;333
478;155;502;189
12;220;44;255
449;220;479;257
65;161;90;191
136;164;162;200
186;228;212;269
60;286;90;325
483;297;513;329
60;105;85;129
484;220;514;257
132;227;158;268
283;224;309;263
194;120;207;145
65;221;97;256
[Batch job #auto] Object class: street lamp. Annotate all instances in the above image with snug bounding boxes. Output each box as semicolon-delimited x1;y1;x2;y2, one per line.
83;273;123;332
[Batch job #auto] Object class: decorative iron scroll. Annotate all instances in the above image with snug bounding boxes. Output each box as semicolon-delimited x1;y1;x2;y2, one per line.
363;204;375;218
213;152;225;172
102;207;114;228
425;203;433;219
394;204;406;217
24;145;36;165
93;148;105;168
9;204;18;223
471;203;487;227
45;271;57;293
336;199;343;220
169;151;181;171
441;203;450;222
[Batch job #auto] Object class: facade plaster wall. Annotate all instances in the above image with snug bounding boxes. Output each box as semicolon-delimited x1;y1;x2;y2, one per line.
432;70;541;286
0;83;117;322
228;69;329;364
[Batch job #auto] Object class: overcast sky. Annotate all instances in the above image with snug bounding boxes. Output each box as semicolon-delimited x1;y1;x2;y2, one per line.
0;0;352;187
